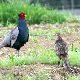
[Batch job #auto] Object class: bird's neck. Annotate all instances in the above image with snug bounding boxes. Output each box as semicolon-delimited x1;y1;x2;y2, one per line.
18;19;27;27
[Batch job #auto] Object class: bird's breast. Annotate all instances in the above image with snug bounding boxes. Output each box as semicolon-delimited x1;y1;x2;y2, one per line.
17;27;29;42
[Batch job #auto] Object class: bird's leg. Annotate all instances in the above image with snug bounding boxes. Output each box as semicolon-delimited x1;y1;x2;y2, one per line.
58;56;62;66
58;61;60;65
16;50;19;57
58;58;61;66
17;50;19;57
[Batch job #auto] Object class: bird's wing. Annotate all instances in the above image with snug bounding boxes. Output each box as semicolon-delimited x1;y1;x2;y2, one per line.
2;27;19;47
3;31;12;46
64;41;68;53
10;27;19;47
54;42;60;53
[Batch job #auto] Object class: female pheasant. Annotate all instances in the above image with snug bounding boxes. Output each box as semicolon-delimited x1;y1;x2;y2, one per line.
54;33;69;69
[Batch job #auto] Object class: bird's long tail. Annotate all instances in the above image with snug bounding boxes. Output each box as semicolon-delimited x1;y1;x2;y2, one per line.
63;57;72;72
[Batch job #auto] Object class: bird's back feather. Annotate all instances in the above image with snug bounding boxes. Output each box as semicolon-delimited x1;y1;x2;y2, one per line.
55;39;68;56
3;27;19;47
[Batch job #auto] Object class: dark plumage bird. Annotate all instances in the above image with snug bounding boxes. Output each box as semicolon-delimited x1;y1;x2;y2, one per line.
54;33;69;69
0;12;29;56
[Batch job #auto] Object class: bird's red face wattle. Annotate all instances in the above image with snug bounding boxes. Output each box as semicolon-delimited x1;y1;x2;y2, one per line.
19;12;26;19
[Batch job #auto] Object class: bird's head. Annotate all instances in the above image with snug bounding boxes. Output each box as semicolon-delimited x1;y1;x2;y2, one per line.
56;33;62;40
18;12;26;20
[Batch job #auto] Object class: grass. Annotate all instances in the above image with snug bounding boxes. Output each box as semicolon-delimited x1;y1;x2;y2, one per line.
66;74;80;80
0;71;50;80
69;50;80;66
0;47;58;68
0;25;80;79
0;0;79;27
0;69;80;80
0;74;16;80
0;0;68;26
0;1;80;80
0;23;80;68
0;45;80;68
0;21;80;79
0;73;79;80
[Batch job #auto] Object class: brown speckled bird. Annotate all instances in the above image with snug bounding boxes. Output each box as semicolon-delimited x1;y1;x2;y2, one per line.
54;33;69;69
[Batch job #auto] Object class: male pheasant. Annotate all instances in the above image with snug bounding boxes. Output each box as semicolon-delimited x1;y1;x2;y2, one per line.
0;12;29;56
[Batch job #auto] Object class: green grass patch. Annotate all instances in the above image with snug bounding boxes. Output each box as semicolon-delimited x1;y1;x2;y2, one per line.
0;0;67;26
66;74;80;80
0;45;80;68
69;49;80;66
